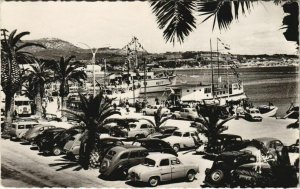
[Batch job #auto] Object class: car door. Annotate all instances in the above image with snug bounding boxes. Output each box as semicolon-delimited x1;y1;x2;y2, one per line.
170;158;185;179
159;159;172;181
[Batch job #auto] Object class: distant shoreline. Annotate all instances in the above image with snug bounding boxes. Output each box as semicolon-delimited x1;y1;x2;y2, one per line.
153;64;299;71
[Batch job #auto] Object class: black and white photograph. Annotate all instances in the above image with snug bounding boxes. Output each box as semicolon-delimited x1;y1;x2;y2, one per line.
0;0;299;188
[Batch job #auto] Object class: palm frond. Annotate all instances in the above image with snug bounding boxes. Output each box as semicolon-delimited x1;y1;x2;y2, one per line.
150;0;196;44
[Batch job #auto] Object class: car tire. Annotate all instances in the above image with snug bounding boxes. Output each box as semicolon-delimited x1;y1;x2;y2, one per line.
52;147;62;156
186;170;196;182
209;168;225;185
148;176;159;187
173;144;180;152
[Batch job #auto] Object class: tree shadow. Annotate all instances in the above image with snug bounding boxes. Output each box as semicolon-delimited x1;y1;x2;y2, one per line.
20;142;30;145
30;146;38;150
98;171;128;181
49;158;83;171
125;177;198;187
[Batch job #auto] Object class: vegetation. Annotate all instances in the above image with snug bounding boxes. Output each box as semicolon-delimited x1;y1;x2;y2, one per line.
141;106;172;132
1;29;45;126
150;1;298;45
49;55;87;118
63;92;120;169
192;103;236;148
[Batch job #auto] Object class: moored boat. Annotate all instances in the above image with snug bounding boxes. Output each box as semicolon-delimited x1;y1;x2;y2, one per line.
257;104;278;117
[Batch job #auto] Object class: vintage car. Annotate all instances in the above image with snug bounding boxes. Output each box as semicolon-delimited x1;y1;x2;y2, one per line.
196;134;249;156
128;153;199;187
204;137;297;187
163;129;201;152
99;145;149;178
37;126;85;156
244;108;263;121
132;138;177;156
122;120;155;139
104;118;139;137
146;126;178;139
9;121;40;141
34;127;66;145
22;124;57;144
142;105;170;116
171;108;199;121
168;103;191;113
45;113;62;122
64;132;124;160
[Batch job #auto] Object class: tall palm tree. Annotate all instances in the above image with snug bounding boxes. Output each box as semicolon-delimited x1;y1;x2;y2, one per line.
27;62;52;117
63;92;120;169
50;55;87;117
140;106;172;132
1;29;45;126
150;1;298;45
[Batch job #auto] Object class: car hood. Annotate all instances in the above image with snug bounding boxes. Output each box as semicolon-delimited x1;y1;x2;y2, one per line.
163;136;180;143
129;164;156;174
237;162;271;170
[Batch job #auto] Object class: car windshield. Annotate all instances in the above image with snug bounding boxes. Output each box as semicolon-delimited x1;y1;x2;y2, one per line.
172;131;182;137
143;158;156;167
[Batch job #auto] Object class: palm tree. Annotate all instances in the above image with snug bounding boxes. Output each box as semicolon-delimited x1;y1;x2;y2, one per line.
192;103;236;151
150;1;298;45
63;92;120;169
140;106;172;132
27;62;52;117
1;29;45;126
50;55;87;118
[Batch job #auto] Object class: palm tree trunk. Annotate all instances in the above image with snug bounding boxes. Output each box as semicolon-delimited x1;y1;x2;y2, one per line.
80;129;96;170
3;95;14;136
35;84;42;118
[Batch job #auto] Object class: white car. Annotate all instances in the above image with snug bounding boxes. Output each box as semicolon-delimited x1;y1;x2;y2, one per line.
128;153;199;187
123;120;155;139
142;105;170;116
245;108;263;121
172;108;199;120
163;129;201;152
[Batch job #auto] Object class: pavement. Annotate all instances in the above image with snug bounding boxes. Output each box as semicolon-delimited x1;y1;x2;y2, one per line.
1;101;298;187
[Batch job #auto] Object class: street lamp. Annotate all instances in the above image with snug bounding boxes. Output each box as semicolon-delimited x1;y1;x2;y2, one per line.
78;42;98;97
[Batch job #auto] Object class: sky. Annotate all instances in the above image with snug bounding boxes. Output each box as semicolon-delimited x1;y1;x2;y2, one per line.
1;1;298;55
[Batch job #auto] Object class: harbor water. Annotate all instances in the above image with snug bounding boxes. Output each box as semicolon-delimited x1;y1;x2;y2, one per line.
145;66;298;117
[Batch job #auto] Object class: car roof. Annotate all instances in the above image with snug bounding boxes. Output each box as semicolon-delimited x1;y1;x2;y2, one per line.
137;138;163;142
12;121;39;125
219;134;242;138
147;153;176;161
176;128;197;132
110;145;146;153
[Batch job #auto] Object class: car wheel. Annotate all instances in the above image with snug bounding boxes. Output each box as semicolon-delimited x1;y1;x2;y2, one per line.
74;154;80;161
210;168;225;185
173;144;180;152
143;111;146;115
172;115;176;119
10;136;15;141
52;147;62;156
186;170;196;182
148;176;159;187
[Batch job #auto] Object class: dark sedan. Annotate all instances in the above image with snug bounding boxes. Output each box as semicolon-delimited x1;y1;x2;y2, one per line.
37;126;84;156
132;138;178;156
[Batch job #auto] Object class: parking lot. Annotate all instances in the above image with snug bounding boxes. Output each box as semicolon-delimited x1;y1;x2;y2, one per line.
1;111;298;188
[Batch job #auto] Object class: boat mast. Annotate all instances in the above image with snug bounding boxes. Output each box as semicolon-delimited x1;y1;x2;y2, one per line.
133;37;137;104
210;39;214;99
217;38;219;88
227;62;229;100
143;58;147;101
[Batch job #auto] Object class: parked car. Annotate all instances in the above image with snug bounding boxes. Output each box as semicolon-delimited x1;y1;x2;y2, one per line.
172;108;199;121
163;129;201;152
37;126;84;156
168;103;191;112
104;118;139;137
132;138;177;156
231;139;298;187
45;113;62;122
142;105;170;116
122;120;155;139
146;126;178;139
204;137;297;187
9;121;40;141
128;153;199;187
196;134;249;156
33;127;66;146
64;132;124;161
203;150;257;187
244;108;263;121
99;145;149;178
22;124;57;144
